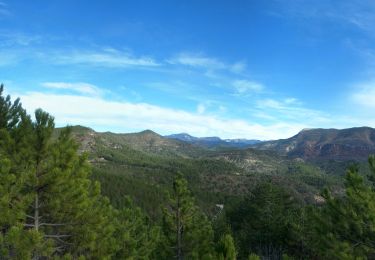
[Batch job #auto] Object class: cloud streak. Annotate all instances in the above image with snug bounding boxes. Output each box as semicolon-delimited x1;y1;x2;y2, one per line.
232;80;264;94
42;82;103;96
254;97;331;127
169;53;247;74
0;1;11;17
351;80;375;109
54;48;160;68
271;0;375;35
13;89;310;140
0;32;41;47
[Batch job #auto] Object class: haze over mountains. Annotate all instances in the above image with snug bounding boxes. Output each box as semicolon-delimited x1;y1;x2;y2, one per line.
165;133;262;149
165;127;375;161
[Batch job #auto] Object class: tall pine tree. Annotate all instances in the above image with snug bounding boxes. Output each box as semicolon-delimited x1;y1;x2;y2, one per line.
0;84;40;258
0;86;118;258
311;161;375;259
161;174;215;259
216;234;237;260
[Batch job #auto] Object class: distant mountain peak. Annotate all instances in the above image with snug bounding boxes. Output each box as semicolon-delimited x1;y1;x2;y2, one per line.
165;133;262;149
139;129;160;136
165;133;198;142
300;128;314;132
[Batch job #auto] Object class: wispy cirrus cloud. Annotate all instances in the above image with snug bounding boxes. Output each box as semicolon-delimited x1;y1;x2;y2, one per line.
271;0;375;35
0;44;161;69
54;48;160;68
0;32;41;47
0;50;21;66
0;1;11;18
351;80;375;109
254;97;331;126
168;52;247;74
232;79;264;94
41;82;103;97
169;53;225;69
230;61;247;74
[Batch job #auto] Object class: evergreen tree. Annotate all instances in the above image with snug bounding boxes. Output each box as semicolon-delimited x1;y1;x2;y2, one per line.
0;85;39;258
0;86;118;258
247;253;260;260
227;181;299;259
311;160;375;259
161;174;215;259
114;197;160;259
216;233;237;260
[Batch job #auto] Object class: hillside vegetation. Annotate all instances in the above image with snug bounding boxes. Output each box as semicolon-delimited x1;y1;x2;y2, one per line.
61;125;343;219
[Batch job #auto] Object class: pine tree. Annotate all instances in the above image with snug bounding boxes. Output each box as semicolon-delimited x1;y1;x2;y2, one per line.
114;197;160;259
0;86;118;258
161;174;215;259
311;159;375;259
247;253;260;260
216;233;237;260
0;84;40;258
228;181;299;259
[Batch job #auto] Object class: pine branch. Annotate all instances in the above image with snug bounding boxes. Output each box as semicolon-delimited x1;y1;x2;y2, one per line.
52;236;73;245
44;234;71;238
25;214;35;220
52;246;66;254
40;223;70;227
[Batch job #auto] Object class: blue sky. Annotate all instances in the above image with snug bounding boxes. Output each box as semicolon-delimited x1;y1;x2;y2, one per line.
1;0;375;139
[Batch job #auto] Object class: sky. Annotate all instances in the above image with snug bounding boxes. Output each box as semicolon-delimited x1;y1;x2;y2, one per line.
1;0;375;140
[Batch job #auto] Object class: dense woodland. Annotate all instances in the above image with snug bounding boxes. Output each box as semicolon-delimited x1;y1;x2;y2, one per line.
1;84;375;259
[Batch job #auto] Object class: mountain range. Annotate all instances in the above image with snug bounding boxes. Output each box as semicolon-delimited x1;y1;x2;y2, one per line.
58;125;375;216
165;133;262;149
252;127;375;161
67;125;375;162
165;127;375;161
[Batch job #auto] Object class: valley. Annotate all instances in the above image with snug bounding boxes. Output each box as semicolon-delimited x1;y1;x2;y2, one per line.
61;125;375;220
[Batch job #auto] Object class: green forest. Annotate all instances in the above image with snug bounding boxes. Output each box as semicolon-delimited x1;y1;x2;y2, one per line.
2;84;375;259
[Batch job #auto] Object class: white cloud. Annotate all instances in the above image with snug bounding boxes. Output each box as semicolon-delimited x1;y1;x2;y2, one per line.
13;91;310;140
0;1;11;17
232;80;264;94
0;51;20;66
55;48;160;68
284;97;300;105
169;53;225;69
0;32;41;47
169;53;246;74
351;80;375;109
41;82;103;96
255;97;331;126
272;0;375;35
230;61;247;74
0;46;161;69
197;103;206;114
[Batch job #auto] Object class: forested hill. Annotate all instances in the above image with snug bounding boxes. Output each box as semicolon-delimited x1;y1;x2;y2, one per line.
60;125;342;210
64;125;375;161
54;125;208;158
58;125;375;216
